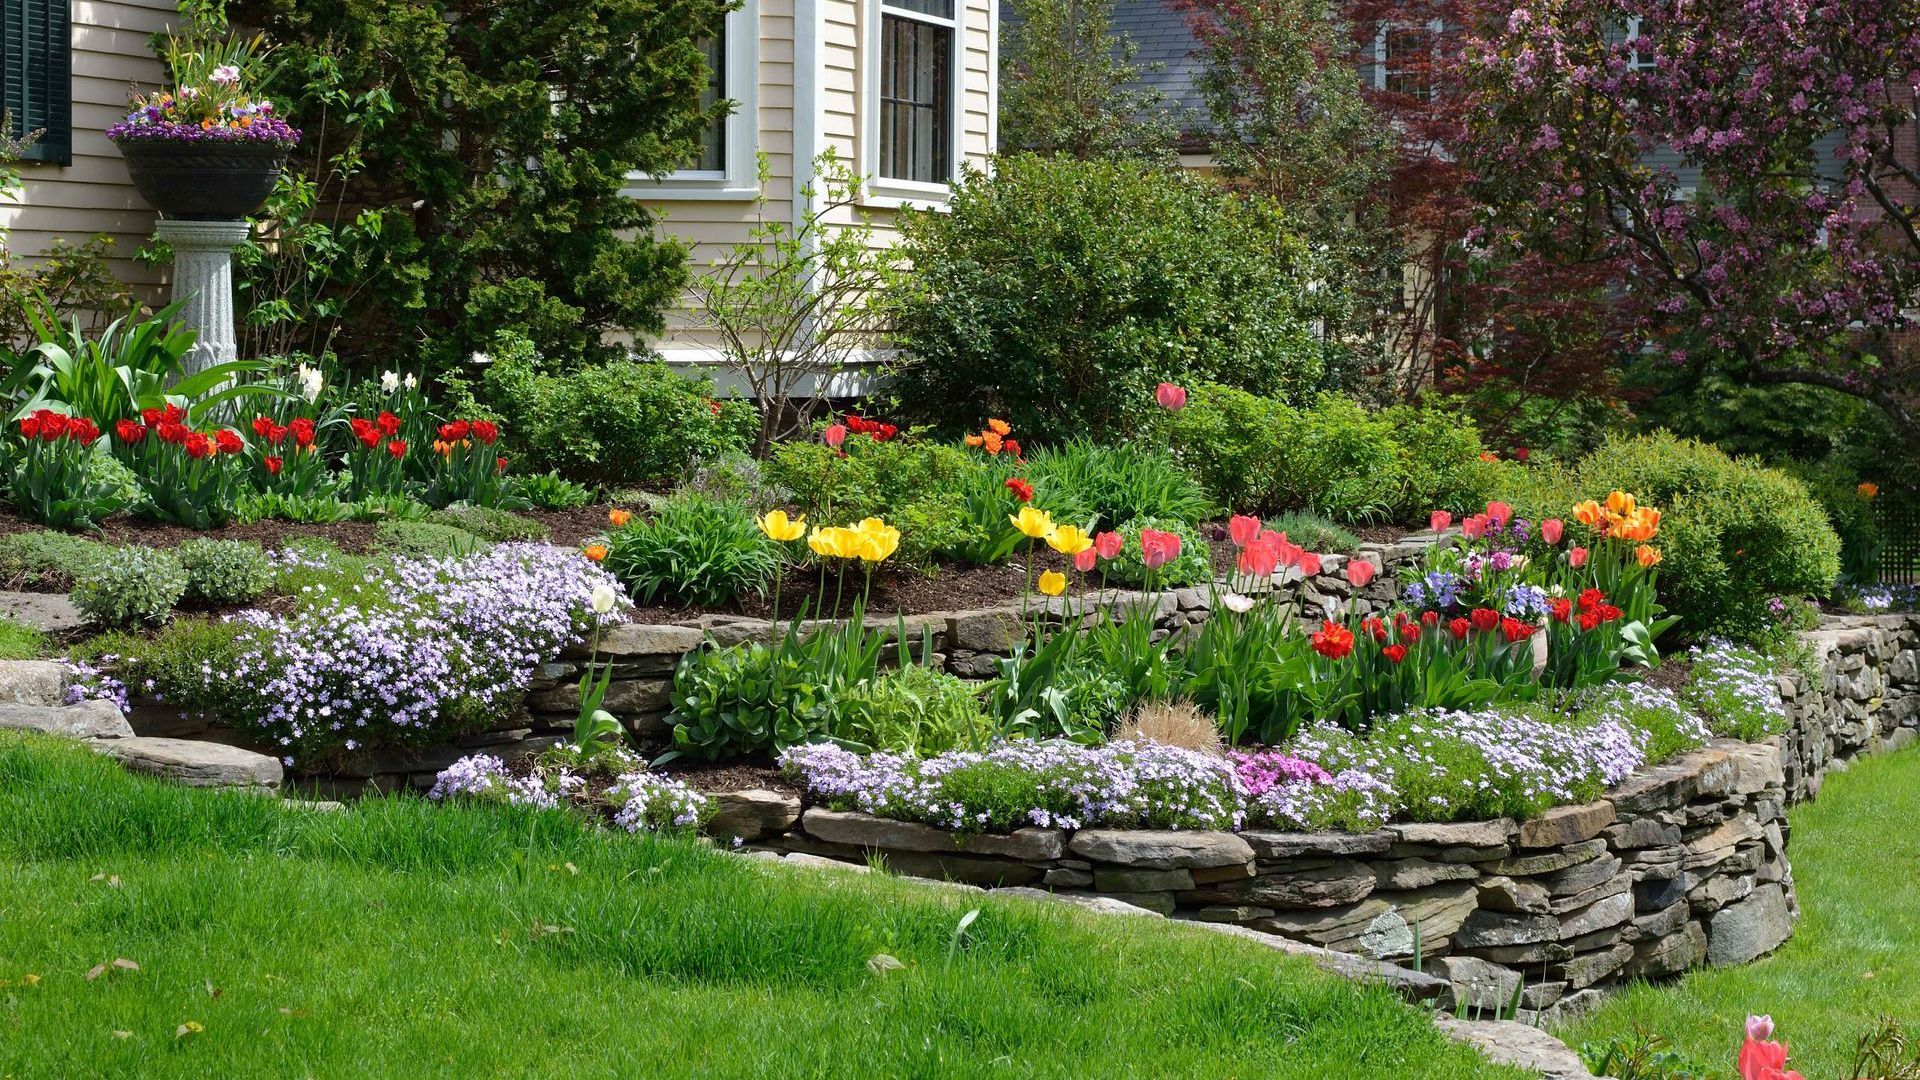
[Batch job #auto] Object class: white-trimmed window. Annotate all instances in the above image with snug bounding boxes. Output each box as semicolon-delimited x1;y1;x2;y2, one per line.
863;0;962;206
1373;20;1443;99
1624;16;1655;71
628;1;759;200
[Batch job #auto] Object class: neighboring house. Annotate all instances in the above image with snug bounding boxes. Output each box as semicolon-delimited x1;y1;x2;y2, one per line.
2;0;1000;363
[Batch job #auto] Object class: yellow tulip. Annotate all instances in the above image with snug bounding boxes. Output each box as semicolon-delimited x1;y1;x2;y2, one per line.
1037;570;1067;596
758;509;807;542
1605;490;1637;516
1045;524;1093;556
856;516;889;535
807;527;839;559
856;525;900;564
1010;506;1054;539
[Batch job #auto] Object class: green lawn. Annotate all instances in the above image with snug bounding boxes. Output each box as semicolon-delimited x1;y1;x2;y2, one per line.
0;732;1520;1079
1560;746;1920;1076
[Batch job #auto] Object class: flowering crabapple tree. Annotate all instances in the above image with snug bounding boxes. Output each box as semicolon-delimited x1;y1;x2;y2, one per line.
1463;0;1920;450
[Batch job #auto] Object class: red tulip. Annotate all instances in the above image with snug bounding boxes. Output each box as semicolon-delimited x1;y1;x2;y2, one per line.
1541;518;1564;545
263;455;283;475
1228;514;1261;548
1004;477;1034;503
215;429;244;455
1345;559;1376;588
1448;617;1471;639
1154;382;1187;411
1429;510;1452;533
1238;535;1281;577
1382;644;1408;664
115;419;146;444
386;439;407;459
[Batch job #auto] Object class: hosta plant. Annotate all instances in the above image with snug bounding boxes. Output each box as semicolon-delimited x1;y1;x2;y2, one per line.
7;410;126;530
665;640;830;761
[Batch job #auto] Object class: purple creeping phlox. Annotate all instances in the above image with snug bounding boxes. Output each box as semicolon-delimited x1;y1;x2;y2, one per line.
779;740;1244;833
609;772;711;832
427;753;571;810
211;544;630;765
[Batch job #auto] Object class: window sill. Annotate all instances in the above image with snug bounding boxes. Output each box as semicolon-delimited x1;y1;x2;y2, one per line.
859;177;954;211
624;175;763;202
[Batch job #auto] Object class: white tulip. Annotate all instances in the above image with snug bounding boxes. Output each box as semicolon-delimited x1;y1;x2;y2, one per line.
1221;593;1255;614
380;370;400;393
590;583;619;615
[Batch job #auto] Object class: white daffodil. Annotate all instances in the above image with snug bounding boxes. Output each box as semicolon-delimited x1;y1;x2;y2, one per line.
296;363;324;401
380;370;400;393
403;373;418;391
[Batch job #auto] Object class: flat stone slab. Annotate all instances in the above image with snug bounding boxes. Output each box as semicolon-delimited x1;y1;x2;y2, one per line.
706;789;802;842
1068;829;1255;869
0;591;87;633
1434;1017;1598;1080
0;699;132;739
803;809;1066;861
96;736;282;789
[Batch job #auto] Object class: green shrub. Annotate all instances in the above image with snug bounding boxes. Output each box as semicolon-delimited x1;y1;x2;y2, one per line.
1160;384;1288;513
477;343;756;486
373;520;494;559
1164;389;1492;521
425;505;549;543
0;530;106;590
1102;516;1212;588
885;155;1343;441
1495;432;1843;639
70;547;188;627
1262;512;1360;553
72;618;252;714
1021;439;1213;531
667;641;829;760
509;470;596;511
828;665;991;756
0;616;45;659
603;494;776;608
678;450;789;507
174;539;274;605
765;433;990;565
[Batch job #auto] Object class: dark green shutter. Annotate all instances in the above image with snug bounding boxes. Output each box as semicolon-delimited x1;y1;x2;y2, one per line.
3;0;72;165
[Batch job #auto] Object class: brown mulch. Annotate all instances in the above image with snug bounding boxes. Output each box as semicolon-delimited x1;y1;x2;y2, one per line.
1636;655;1694;694
655;757;801;797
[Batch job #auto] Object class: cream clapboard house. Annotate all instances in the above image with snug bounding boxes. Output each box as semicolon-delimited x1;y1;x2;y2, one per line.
2;0;999;363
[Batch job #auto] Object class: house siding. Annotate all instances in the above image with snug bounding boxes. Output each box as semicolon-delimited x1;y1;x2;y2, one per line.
1;0;174;288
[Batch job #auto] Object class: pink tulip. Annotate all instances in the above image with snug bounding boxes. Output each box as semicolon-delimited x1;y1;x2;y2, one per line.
1346;559;1376;587
1154;382;1187;411
1094;530;1124;560
1461;514;1490;540
1228;514;1261;548
1277;537;1304;569
1746;1016;1774;1042
1073;548;1097;573
823;423;847;448
1568;546;1589;568
1140;529;1182;569
1297;552;1322;576
1486;500;1513;527
1541;518;1564;545
1738;1035;1792;1080
1429;510;1452;533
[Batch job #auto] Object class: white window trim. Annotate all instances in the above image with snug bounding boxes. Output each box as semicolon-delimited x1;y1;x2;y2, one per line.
1624;16;1654;71
860;0;965;209
1372;19;1444;93
626;0;760;201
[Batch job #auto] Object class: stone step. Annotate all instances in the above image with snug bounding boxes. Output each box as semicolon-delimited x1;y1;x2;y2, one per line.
94;736;283;790
0;699;133;739
0;591;88;634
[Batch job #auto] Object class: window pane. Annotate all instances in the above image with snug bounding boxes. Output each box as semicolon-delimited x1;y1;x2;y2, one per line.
877;13;950;183
693;30;726;171
883;0;952;20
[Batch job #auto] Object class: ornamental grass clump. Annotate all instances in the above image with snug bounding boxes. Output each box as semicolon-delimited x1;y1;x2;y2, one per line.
1682;639;1788;742
207;544;628;763
779;740;1242;833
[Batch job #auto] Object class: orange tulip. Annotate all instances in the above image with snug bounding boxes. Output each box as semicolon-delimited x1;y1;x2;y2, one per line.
583;544;608;562
1859;481;1880;499
1572;500;1604;528
987;418;1011;437
609;508;632;527
1636;545;1662;567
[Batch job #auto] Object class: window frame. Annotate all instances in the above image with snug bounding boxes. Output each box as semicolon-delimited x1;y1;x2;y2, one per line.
1372;19;1443;100
628;0;759;201
3;0;73;166
861;0;964;208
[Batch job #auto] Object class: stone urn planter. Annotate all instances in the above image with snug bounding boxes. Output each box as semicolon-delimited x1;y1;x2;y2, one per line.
117;138;288;221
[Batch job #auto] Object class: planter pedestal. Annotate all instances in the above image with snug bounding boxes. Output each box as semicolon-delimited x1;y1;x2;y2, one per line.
153;218;250;374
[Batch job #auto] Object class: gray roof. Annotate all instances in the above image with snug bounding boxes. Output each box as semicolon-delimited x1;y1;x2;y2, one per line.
1107;0;1207;119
